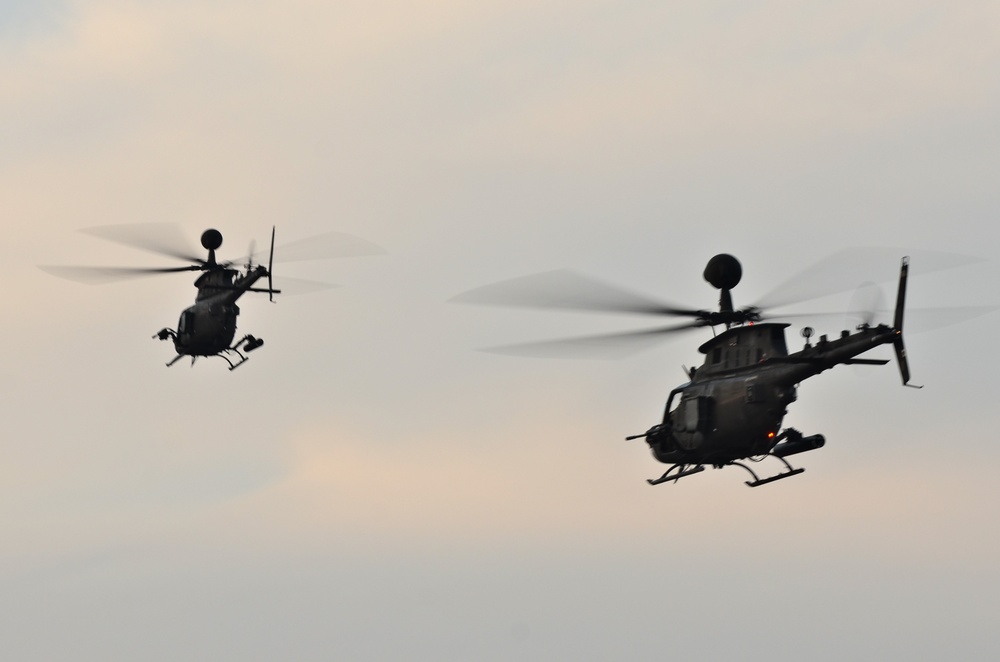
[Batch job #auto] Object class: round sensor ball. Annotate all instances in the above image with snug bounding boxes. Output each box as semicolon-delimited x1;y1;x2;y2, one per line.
703;253;742;290
201;229;223;250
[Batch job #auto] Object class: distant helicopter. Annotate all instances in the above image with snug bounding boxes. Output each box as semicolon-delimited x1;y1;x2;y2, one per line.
42;223;383;370
453;252;965;487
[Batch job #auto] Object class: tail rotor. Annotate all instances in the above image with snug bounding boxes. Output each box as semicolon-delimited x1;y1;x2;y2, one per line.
892;257;921;388
245;239;257;271
268;226;276;302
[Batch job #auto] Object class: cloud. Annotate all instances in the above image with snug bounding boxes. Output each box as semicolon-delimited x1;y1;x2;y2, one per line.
4;0;998;252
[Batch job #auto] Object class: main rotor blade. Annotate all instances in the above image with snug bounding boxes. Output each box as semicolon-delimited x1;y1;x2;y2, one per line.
881;305;1000;333
273;276;340;296
453;270;704;318
752;247;984;312
81;223;205;264
479;321;705;360
39;264;203;284
235;231;386;264
759;305;1000;334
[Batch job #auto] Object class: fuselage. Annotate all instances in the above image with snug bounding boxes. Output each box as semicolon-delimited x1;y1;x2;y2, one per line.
648;322;900;465
173;267;266;356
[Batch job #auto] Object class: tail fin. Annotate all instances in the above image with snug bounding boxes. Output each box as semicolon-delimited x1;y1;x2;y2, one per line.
892;257;921;388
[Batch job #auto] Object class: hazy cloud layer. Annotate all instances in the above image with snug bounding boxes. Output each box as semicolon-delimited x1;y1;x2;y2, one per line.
3;1;1000;660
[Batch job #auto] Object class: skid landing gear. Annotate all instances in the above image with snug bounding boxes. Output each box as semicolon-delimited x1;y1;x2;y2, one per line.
218;334;264;370
647;444;815;487
729;455;805;487
647;464;705;485
642;426;825;487
647;458;805;487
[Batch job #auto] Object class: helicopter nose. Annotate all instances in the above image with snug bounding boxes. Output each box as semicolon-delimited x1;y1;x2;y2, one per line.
201;229;223;250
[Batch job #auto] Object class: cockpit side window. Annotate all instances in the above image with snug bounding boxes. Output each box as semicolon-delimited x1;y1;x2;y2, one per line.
680;395;713;432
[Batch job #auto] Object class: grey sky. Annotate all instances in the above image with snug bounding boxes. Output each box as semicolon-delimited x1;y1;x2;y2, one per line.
3;1;1000;659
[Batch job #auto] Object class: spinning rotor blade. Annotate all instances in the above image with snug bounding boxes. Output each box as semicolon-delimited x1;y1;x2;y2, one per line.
452;270;704;318
881;305;1000;333
480;321;705;360
39;264;204;284
752;247;983;312
758;305;1000;335
81;223;205;264
235;230;386;265
274;276;340;296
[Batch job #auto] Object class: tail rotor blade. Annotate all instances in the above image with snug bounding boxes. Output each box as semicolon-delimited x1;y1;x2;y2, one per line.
246;239;257;269
894;257;909;331
268;226;276;302
893;336;913;386
891;257;922;388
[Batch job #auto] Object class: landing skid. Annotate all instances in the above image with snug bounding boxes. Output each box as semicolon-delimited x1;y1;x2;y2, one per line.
647;455;806;487
217;335;264;371
218;347;250;370
647;464;705;485
729;455;805;487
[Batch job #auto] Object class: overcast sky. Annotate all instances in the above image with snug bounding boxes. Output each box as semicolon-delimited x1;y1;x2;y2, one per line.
3;2;1000;660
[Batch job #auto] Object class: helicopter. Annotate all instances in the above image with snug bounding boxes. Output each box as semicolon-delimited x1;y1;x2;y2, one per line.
151;227;278;369
42;223;384;370
453;251;944;487
626;253;915;487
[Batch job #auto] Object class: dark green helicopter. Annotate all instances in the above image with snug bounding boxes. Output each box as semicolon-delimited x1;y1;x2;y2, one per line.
626;253;915;486
150;227;278;369
455;252;930;487
42;223;384;370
